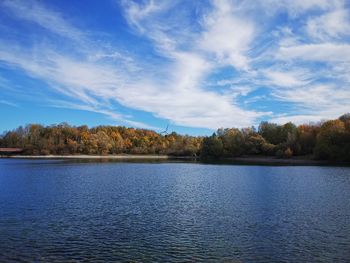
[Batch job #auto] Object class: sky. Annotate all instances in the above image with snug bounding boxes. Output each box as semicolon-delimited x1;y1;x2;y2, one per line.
0;0;349;135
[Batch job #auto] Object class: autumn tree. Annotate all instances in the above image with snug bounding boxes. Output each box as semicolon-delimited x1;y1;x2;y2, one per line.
1;115;349;161
314;119;350;161
217;128;245;157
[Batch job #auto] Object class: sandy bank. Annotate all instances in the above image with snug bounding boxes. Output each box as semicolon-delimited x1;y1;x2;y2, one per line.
228;156;326;165
6;154;173;159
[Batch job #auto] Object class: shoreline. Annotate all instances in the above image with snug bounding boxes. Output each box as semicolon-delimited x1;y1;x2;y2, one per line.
227;156;331;166
4;154;175;159
2;154;348;166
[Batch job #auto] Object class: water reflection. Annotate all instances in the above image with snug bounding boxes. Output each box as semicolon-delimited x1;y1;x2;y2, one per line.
0;160;350;262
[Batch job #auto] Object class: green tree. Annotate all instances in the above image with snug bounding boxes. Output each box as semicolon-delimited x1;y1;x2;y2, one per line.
217;128;245;157
200;134;223;158
314;120;349;161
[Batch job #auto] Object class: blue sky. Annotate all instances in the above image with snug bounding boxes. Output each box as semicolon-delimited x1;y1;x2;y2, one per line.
0;0;349;135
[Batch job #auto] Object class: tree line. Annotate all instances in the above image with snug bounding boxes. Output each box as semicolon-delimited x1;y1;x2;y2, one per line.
201;114;350;161
0;124;202;156
0;114;349;161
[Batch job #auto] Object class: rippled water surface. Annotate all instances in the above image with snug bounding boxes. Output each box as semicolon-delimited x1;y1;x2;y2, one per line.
0;159;350;262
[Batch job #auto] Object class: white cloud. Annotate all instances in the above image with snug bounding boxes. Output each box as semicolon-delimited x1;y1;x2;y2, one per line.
2;0;85;43
0;0;267;129
252;0;344;17
306;9;350;41
0;99;18;107
270;84;350;125
263;69;311;87
270;114;328;125
277;43;350;62
49;100;159;130
271;104;350;125
282;0;342;15
1;0;349;130
273;84;350;106
121;0;171;33
198;0;255;70
118;0;266;128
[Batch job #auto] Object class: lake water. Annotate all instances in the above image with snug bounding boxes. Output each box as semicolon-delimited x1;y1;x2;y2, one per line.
0;159;350;262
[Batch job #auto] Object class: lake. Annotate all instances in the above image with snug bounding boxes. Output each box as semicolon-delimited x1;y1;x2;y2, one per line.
0;159;350;262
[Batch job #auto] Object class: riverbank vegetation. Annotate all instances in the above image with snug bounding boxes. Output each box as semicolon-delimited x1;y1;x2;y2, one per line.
0;124;202;156
1;114;349;162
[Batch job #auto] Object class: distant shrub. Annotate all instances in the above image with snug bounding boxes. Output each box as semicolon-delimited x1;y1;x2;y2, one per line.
261;142;276;156
275;147;293;158
40;149;50;155
276;149;284;159
284;147;293;158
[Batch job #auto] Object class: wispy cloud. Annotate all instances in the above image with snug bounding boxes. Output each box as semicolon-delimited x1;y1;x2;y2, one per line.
0;0;268;129
0;99;18;108
49;100;159;130
277;43;350;62
2;0;85;43
0;0;152;128
198;0;255;70
306;9;350;41
119;0;266;128
0;0;349;130
262;69;312;88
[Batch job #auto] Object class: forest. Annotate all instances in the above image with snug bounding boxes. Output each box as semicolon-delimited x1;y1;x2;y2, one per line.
1;114;350;162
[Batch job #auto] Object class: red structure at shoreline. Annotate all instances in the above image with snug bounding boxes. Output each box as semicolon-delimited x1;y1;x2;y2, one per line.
0;148;23;155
